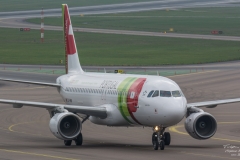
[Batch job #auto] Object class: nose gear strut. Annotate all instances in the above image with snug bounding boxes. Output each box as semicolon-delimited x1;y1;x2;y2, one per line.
152;127;171;150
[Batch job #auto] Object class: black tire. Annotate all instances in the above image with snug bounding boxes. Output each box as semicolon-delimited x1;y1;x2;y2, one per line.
164;132;171;145
153;139;159;150
152;132;157;145
64;140;72;146
159;140;165;150
75;133;83;146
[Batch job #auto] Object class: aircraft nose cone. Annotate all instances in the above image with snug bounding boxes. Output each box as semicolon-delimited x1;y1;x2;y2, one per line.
163;98;186;126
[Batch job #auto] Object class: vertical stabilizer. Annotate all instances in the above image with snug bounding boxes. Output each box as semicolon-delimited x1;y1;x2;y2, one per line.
62;4;83;74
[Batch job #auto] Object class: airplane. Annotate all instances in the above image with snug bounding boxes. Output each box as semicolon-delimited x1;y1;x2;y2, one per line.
0;4;240;150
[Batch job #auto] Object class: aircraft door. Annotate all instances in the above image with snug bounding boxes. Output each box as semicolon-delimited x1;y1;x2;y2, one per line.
101;89;107;102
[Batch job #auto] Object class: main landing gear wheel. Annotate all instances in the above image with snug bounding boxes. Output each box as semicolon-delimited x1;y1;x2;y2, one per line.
164;132;171;146
64;140;72;146
75;133;83;146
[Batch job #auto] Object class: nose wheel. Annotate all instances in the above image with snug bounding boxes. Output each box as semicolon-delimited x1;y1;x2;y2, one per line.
152;127;171;150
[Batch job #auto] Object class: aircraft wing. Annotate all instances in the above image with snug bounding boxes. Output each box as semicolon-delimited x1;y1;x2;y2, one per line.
0;99;107;118
0;78;60;87
187;98;240;108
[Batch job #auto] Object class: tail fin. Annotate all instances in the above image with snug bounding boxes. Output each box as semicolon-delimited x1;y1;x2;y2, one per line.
62;4;83;74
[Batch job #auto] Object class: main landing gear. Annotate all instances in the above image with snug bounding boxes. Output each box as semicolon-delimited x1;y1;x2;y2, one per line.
64;133;83;146
152;127;171;150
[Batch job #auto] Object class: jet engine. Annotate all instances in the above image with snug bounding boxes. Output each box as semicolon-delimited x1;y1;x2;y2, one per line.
185;112;217;140
49;112;82;140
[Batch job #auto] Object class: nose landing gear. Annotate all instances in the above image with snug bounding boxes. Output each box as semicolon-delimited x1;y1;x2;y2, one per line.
152;127;171;150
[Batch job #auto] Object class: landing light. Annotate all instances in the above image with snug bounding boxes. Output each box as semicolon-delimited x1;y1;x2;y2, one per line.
154;126;159;131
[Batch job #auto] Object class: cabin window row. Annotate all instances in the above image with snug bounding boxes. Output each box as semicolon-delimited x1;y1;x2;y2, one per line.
65;87;135;96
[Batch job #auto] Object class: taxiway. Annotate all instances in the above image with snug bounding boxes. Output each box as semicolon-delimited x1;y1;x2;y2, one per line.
0;63;240;160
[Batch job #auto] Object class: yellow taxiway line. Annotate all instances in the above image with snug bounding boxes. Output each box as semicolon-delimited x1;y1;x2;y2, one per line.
169;121;240;143
0;148;80;160
8;121;50;137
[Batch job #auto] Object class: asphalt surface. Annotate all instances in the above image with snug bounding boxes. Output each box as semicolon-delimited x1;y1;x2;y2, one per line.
0;60;240;74
0;62;240;160
1;0;240;41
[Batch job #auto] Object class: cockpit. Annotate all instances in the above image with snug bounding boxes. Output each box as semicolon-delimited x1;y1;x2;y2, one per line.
147;90;184;98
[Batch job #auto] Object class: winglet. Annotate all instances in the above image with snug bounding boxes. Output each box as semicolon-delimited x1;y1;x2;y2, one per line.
62;4;84;74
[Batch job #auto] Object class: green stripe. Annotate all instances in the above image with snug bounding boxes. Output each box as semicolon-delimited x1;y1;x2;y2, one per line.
118;77;137;123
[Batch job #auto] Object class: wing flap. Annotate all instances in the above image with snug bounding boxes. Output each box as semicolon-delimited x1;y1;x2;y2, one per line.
187;98;240;108
0;99;107;118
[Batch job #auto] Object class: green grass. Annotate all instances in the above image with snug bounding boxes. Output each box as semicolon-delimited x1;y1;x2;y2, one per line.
0;28;240;66
27;7;240;36
0;0;150;12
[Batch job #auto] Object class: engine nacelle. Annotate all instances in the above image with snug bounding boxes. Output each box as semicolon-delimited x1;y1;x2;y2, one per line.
185;112;217;140
49;112;82;140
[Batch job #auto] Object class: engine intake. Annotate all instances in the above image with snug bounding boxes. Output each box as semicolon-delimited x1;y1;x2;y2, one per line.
49;112;81;140
185;112;217;140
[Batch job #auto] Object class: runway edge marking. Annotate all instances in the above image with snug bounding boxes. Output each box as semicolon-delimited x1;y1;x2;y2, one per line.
169;121;240;143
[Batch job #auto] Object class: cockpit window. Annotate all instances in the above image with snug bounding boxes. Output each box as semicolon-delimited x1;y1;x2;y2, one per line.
152;90;159;97
160;90;172;97
147;90;154;97
172;90;181;97
180;90;185;97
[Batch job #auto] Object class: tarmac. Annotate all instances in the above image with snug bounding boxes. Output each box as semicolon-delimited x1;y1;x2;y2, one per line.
0;63;240;160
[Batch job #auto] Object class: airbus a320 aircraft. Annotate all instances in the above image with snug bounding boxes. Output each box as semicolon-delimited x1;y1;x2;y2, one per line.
0;4;240;150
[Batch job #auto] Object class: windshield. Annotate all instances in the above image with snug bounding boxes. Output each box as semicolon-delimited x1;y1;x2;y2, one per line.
172;91;181;97
147;90;154;97
152;90;159;97
160;91;172;97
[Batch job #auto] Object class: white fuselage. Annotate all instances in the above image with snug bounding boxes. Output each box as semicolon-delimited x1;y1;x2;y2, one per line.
56;72;187;127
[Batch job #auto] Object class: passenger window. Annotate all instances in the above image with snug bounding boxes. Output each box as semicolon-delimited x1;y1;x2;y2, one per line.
147;90;154;97
160;91;172;97
152;90;159;97
172;91;181;97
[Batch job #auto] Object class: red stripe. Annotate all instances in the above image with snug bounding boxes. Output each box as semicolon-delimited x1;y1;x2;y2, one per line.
64;5;76;55
127;78;146;125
